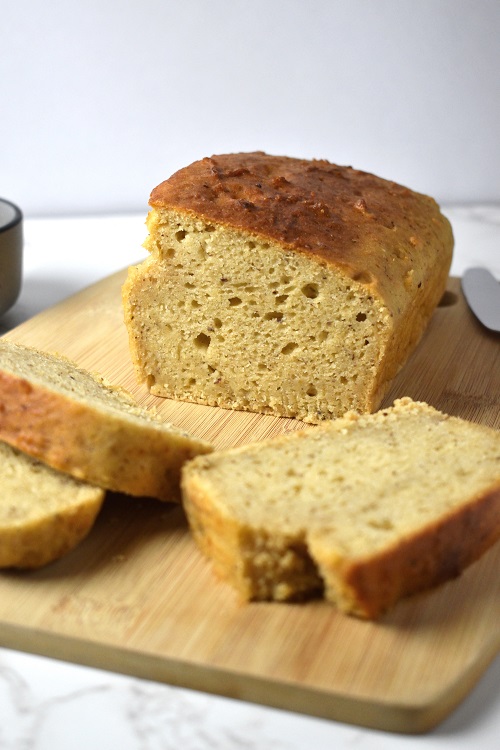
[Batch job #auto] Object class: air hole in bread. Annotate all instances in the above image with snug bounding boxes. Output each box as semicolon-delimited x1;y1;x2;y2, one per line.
306;384;317;397
175;230;186;242
302;283;319;299
356;312;367;322
281;342;298;355
229;297;242;306
265;311;283;321
194;333;211;349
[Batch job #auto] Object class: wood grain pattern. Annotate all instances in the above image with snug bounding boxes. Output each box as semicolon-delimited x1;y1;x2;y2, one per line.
0;271;499;733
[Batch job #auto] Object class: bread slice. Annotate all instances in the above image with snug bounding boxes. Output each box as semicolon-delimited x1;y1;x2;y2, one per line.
0;340;213;501
181;398;500;618
0;440;105;568
123;152;453;423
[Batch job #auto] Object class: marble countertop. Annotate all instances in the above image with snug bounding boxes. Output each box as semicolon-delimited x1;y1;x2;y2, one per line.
0;205;499;749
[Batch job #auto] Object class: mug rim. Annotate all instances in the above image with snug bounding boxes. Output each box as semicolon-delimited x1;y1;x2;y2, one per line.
0;198;23;234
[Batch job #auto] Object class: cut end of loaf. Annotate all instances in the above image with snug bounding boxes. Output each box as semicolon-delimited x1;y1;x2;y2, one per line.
123;209;394;422
181;398;500;619
123;153;453;423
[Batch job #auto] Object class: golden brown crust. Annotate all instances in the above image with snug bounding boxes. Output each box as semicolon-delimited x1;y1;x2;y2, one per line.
316;484;500;619
182;472;246;593
0;351;212;501
369;249;451;402
150;152;453;299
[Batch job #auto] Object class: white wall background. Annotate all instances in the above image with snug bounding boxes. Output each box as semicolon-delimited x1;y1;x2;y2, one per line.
1;0;499;217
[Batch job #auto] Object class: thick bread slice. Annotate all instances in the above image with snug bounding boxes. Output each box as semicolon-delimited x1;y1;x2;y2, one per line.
181;398;500;618
0;441;104;568
123;152;453;423
0;341;213;501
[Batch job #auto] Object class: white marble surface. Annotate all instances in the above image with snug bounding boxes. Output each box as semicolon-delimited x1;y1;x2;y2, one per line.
0;206;499;749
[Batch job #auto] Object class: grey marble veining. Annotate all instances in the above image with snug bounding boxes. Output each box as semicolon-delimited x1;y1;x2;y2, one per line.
0;649;300;750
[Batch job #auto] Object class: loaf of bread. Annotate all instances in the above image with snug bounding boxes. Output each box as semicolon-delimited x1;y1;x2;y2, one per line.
123;152;453;423
0;340;212;501
181;398;500;618
0;440;104;568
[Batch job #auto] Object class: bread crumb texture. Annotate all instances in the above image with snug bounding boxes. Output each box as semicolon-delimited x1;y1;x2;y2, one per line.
0;340;212;501
0;441;104;568
123;152;453;422
181;398;500;618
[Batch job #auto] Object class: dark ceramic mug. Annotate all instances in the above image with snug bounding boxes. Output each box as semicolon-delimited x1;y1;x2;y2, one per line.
0;198;23;317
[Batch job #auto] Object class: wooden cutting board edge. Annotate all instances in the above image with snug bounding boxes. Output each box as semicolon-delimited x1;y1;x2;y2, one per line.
2;615;492;735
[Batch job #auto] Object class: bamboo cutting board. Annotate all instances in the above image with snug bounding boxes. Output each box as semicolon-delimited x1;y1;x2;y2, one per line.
0;271;499;734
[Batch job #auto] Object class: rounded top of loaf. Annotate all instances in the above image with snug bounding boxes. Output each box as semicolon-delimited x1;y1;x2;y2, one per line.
149;152;453;282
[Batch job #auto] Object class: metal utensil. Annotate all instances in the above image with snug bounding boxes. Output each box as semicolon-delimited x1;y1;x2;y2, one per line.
462;267;500;333
0;198;23;317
